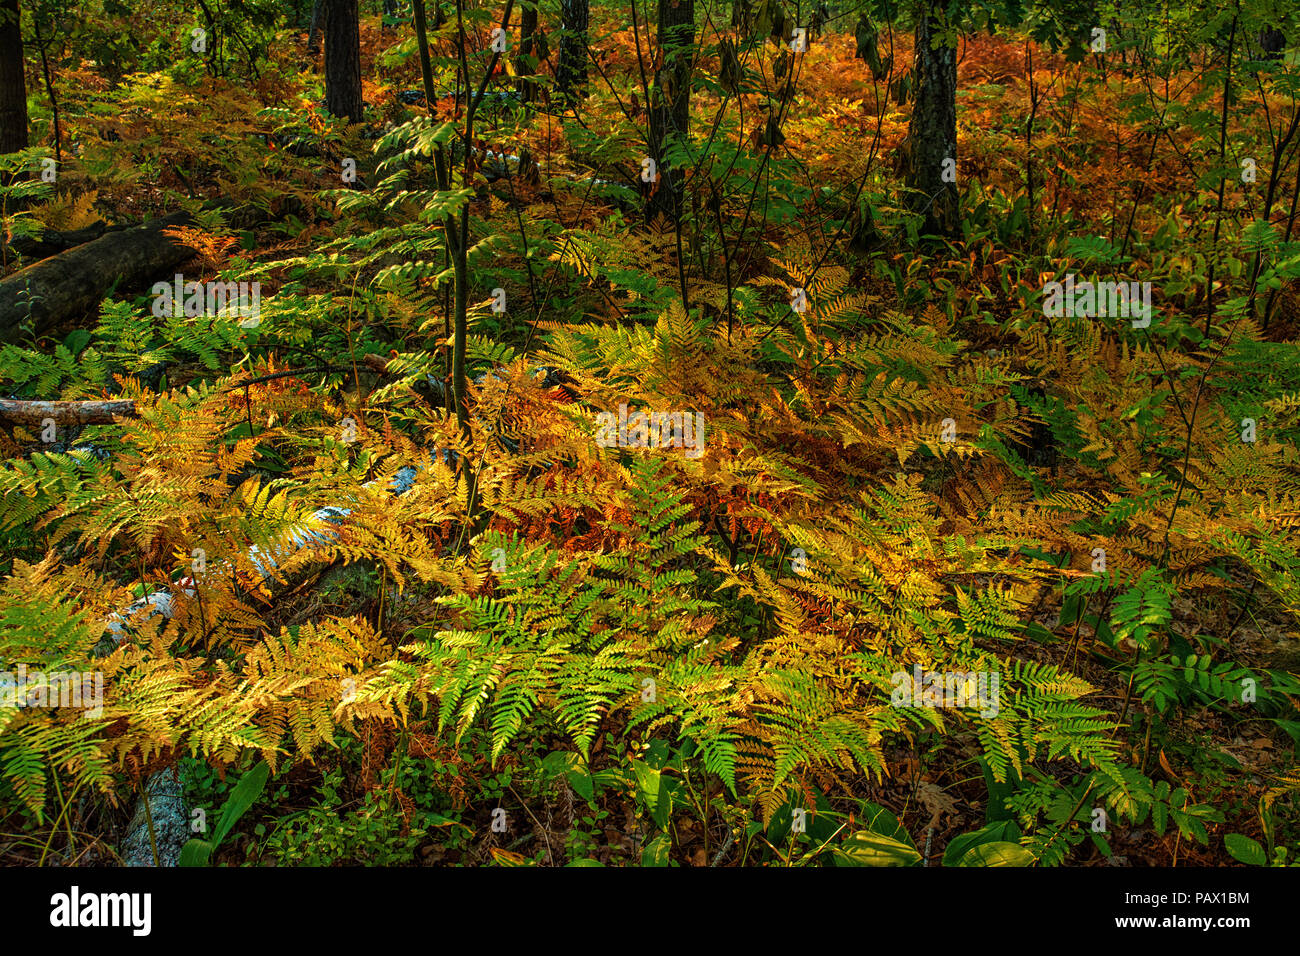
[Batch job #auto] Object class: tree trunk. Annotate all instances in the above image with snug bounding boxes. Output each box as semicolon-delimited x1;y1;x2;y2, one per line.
1259;26;1285;60
731;0;750;31
307;0;324;54
0;0;28;155
516;0;539;102
324;0;364;123
556;0;588;105
904;0;959;238
411;0;436;107
648;0;694;222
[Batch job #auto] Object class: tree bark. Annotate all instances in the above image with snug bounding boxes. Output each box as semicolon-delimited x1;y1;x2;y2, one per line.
1259;26;1285;60
4;220;112;263
324;0;364;123
0;398;136;426
904;0;959;238
0;0;28;155
556;0;588;105
731;0;748;30
648;0;694;222
307;0;324;54
412;0;436;107
516;0;539;102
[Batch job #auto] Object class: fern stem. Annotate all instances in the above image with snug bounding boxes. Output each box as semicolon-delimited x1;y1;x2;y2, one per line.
140;776;161;867
1038;780;1095;862
39;772;79;866
507;783;553;865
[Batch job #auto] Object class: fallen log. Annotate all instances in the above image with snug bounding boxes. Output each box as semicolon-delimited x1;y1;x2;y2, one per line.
0;398;137;426
3;221;115;263
0;209;198;345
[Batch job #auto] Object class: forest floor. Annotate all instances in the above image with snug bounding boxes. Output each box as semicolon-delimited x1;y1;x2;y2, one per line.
1;13;1299;867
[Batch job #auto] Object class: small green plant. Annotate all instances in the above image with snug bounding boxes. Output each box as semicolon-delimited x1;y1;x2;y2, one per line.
261;796;430;866
830;803;1035;867
179;760;271;866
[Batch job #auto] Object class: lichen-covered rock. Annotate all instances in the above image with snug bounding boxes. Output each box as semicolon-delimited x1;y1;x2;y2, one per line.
121;770;189;867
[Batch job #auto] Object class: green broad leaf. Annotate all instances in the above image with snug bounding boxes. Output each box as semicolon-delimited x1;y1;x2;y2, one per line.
979;756;1021;822
1224;834;1267;866
942;820;1021;866
63;329;92;356
641;833;672;867
565;858;605;867
567;768;595;804
1023;622;1057;644
1061;593;1084;626
210;760;271;847
178;839;214;867
856;801;914;847
833;831;922;867
632;759;670;830
955;841;1036;867
1090;616;1115;647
